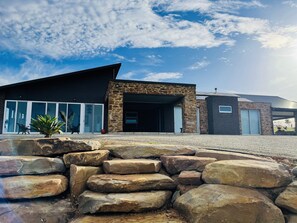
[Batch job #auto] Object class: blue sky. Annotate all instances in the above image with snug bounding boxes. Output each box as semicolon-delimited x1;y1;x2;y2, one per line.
1;0;297;101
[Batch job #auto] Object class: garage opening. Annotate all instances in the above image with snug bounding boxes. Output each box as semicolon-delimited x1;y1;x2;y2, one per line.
123;94;183;133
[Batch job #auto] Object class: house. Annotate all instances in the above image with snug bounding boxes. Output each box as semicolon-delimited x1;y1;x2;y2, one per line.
0;63;296;135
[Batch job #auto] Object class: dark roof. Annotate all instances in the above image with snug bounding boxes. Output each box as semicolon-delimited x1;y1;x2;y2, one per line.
114;79;196;87
238;94;297;110
0;63;121;90
197;92;239;97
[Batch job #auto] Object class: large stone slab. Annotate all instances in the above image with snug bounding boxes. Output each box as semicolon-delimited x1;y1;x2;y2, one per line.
202;160;292;188
196;149;273;161
174;184;285;223
178;171;202;185
161;155;216;174
63;150;109;167
285;214;297;223
0;156;65;176
70;164;103;202
103;159;161;174
104;144;195;159
275;181;297;213
70;209;186;223
0;138;101;156
78;190;172;213
0;198;75;223
87;173;176;192
0;175;68;199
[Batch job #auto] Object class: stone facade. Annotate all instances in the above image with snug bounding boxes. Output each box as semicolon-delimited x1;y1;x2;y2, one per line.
196;99;208;134
107;80;197;133
238;101;273;135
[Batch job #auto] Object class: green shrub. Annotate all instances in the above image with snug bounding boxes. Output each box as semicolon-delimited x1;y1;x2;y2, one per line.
30;115;65;138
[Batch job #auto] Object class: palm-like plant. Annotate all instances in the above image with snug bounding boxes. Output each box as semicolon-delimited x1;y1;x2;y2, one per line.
30;115;64;138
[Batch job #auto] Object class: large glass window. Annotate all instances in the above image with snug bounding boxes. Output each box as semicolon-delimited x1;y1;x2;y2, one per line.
84;104;103;133
47;103;56;117
67;104;81;132
94;105;103;132
3;100;103;134
4;101;16;132
58;103;67;132
16;102;27;132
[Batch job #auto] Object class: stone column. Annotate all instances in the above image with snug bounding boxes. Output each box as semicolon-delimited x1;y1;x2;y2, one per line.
107;83;123;132
182;88;197;133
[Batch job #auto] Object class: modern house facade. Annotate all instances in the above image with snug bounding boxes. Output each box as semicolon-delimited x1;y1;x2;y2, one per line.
0;63;296;135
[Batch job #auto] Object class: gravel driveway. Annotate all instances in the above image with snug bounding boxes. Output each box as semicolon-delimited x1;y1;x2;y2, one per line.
2;133;297;160
100;134;297;160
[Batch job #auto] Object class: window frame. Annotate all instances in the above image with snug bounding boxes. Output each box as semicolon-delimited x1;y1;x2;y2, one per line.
219;105;233;114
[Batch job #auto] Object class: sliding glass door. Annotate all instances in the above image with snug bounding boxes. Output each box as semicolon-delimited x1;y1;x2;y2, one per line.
3;100;103;134
241;109;261;135
84;104;103;133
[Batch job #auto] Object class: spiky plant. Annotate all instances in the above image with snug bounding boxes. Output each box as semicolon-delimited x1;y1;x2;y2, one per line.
30;115;64;138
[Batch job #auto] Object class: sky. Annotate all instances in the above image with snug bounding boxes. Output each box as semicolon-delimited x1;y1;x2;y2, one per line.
1;0;297;101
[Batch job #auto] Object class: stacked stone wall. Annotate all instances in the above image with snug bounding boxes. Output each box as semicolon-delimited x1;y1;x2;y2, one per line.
107;81;197;133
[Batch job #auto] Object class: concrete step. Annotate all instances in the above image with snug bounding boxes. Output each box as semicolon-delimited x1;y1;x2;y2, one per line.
78;190;172;214
87;173;176;193
103;159;161;174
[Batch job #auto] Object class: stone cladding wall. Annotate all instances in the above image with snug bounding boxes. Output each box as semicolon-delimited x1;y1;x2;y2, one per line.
107;80;197;133
238;101;273;135
196;99;208;134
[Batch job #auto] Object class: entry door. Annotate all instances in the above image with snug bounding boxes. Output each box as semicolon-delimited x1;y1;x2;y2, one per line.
84;104;103;133
241;110;261;135
196;108;200;134
174;106;183;133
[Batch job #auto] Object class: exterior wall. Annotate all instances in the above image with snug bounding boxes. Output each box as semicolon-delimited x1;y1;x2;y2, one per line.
0;92;5;134
107;80;197;133
206;96;240;135
238;101;273;135
196;99;208;134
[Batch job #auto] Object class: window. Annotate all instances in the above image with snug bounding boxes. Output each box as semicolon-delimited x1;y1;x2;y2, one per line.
219;105;232;113
125;112;138;124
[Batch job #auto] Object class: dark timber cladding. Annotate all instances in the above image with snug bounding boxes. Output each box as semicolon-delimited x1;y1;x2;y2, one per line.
0;64;121;133
206;96;240;135
0;64;121;103
107;80;197;133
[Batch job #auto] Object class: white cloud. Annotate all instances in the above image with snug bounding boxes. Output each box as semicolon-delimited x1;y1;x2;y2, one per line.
0;0;294;60
142;72;183;82
0;57;71;86
189;58;210;70
283;0;297;8
119;71;137;80
0;0;230;59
